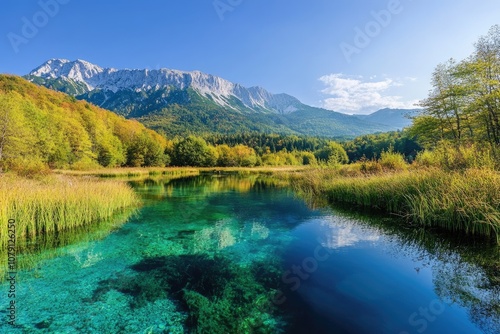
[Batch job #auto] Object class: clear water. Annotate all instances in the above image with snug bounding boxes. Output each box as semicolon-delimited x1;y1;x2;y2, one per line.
1;174;499;333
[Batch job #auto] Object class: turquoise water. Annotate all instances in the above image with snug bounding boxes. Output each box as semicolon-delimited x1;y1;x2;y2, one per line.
1;174;499;333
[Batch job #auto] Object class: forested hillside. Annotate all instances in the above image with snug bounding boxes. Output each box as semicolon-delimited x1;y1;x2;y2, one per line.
0;75;169;174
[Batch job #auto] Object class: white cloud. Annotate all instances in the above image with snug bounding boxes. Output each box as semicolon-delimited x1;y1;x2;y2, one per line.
319;74;419;114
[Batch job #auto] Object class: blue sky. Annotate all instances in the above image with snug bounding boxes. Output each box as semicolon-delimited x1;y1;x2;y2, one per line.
1;0;499;114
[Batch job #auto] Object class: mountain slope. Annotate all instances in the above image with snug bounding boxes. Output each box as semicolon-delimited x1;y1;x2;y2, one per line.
26;59;395;137
0;75;168;170
355;108;420;130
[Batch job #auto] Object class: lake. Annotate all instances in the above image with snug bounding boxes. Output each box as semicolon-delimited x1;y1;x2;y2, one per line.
1;174;499;333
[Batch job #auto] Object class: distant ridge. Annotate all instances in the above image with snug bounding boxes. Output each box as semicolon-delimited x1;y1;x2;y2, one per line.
355;108;420;130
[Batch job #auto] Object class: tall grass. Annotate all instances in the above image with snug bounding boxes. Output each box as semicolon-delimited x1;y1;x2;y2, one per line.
414;143;498;170
56;167;201;178
285;168;500;244
0;208;136;281
0;174;139;249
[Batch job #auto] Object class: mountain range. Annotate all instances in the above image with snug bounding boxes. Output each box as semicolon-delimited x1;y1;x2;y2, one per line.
25;59;417;137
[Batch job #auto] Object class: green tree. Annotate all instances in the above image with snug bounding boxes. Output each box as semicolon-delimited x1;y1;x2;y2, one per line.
126;132;168;167
315;141;349;164
172;136;218;167
216;144;237;167
468;25;500;148
301;151;317;165
232;144;258;167
410;25;500;161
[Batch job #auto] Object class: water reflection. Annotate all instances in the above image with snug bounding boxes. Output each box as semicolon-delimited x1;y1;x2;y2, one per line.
1;174;498;333
289;198;500;334
317;217;381;249
0;208;136;281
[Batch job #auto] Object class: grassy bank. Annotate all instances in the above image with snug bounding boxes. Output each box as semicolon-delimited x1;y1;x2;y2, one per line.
283;167;500;244
0;174;139;249
55;167;201;178
55;166;305;177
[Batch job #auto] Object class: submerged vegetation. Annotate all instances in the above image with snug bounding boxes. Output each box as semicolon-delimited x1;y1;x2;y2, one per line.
93;254;284;333
83;175;297;333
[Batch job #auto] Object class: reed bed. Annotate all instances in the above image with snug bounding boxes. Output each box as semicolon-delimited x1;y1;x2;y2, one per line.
198;166;307;173
56;166;305;178
0;174;140;249
55;167;200;178
285;168;500;244
0;208;136;281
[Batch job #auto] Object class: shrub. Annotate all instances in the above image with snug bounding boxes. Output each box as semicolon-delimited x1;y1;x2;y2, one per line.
315;141;349;165
172;136;218;167
338;164;363;177
71;156;102;171
379;150;408;171
261;151;301;166
7;157;51;178
301;152;317;165
415;150;441;168
360;159;383;174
